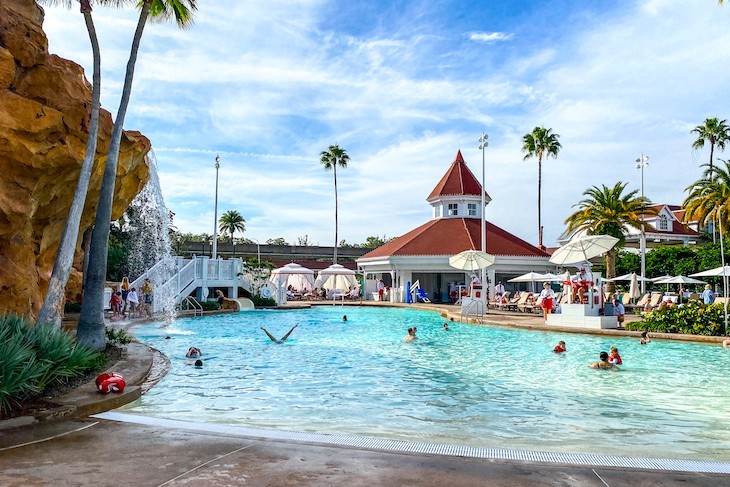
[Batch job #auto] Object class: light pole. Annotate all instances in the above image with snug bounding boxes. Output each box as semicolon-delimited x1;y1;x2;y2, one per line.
212;154;220;260
249;237;261;267
636;153;649;293
479;131;488;288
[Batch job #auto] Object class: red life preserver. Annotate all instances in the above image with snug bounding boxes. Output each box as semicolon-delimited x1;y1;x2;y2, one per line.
96;372;126;394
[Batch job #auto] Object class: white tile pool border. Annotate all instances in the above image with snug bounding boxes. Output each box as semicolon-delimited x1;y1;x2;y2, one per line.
93;411;730;474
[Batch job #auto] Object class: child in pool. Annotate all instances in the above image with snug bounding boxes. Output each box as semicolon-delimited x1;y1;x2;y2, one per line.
553;341;566;353
640;331;651;345
608;346;622;365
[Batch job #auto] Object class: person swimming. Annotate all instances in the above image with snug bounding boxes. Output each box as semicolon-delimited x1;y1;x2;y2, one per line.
553;341;566;353
591;351;615;369
443;323;450;331
261;325;298;343
403;327;417;341
608;346;622;365
342;315;348;322
186;346;202;358
194;359;203;368
640;331;651;345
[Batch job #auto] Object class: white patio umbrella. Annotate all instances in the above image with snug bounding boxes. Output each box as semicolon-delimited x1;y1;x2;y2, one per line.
314;264;358;292
549;235;619;265
448;250;496;271
629;273;641;301
508;272;552;282
607;272;649;282
690;265;730;277
650;275;673;282
654;275;706;285
270;263;315;304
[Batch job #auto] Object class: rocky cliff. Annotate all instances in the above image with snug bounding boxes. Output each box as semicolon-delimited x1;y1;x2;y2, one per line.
0;0;151;318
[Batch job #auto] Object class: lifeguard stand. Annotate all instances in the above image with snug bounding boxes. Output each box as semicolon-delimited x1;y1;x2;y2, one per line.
461;283;487;318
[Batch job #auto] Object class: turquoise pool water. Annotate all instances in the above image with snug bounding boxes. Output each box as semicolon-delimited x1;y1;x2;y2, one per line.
126;306;730;461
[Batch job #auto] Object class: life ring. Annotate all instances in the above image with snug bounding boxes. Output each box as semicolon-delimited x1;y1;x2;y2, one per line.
261;286;272;299
96;372;126;394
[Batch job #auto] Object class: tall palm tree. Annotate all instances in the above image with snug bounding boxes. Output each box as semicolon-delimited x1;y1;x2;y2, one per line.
684;162;730;233
691;117;729;172
564;182;654;293
36;0;126;327
521;126;561;248
77;0;197;350
320;144;350;264
218;210;246;257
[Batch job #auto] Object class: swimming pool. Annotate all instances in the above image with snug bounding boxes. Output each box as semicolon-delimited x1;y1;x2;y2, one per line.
126;306;730;462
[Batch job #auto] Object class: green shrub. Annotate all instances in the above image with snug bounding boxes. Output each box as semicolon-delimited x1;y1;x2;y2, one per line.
250;295;276;307
200;300;220;311
105;327;133;347
0;314;103;414
627;301;727;336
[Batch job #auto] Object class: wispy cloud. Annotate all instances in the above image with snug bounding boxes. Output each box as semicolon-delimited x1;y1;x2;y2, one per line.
469;31;514;43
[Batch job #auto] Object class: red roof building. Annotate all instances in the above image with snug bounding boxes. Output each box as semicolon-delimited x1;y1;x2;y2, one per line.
357;151;553;303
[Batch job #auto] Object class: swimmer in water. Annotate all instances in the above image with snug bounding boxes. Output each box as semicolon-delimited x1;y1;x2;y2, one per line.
640;331;651;345
403;327;417;342
608;346;622;365
186;347;202;358
261;325;298;343
553;341;566;353
443;323;449;331
194;359;203;368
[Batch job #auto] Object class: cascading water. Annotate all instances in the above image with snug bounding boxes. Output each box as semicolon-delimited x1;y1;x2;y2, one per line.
125;150;177;324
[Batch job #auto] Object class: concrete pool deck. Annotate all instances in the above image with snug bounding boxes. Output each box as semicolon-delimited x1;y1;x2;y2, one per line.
1;304;728;486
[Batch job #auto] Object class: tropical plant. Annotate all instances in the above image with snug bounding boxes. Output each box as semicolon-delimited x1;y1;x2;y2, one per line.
684;161;730;234
320;144;350;263
564;182;655;292
521;126;561;248
0;314;102;414
628;301;725;336
105;327;133;347
691;117;729;172
36;0;123;327
218;210;246;256
78;0;197;351
266;237;288;245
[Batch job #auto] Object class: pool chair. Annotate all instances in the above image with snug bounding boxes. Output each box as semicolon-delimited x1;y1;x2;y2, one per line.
416;288;431;303
529;296;544;314
517;293;537;313
640;293;663;313
625;292;649;312
509;292;531;311
492;292;512;310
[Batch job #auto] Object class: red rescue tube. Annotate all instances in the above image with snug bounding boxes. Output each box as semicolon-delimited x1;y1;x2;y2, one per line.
96;372;126;394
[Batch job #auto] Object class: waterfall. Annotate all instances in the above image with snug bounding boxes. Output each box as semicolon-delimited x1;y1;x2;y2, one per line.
125;150;177;323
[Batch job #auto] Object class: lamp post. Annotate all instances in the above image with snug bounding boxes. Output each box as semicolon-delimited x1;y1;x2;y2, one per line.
636;153;649;293
212;154;220;260
249;237;261;267
479;131;489;288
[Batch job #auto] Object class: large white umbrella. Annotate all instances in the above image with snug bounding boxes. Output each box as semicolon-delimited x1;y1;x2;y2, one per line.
561;270;572;303
653;275;705;285
508;272;552;283
650;275;673;282
629;273;641;300
690;266;730;277
549;235;619;266
314;264;358;292
607;272;649;282
448;250;496;271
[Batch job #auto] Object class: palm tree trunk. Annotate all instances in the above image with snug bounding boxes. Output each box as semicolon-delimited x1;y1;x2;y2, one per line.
606;249;616;295
333;164;338;264
77;2;151;350
537;153;542;248
710;141;715;172
37;8;101;327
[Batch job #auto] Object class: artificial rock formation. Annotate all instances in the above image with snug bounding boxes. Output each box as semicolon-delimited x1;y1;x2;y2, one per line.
0;0;151;318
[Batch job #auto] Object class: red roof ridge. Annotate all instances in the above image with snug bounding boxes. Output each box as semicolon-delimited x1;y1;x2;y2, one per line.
427;150;488;201
454;149;464;163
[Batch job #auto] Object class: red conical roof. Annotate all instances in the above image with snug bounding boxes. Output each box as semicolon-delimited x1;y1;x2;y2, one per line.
427;150;490;201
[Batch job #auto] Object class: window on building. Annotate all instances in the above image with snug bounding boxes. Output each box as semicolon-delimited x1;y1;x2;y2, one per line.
448;203;458;216
468;203;477;216
658;214;668;231
434;206;441;218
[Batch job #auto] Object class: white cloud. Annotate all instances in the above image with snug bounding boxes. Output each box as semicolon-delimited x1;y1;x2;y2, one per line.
469;32;514;43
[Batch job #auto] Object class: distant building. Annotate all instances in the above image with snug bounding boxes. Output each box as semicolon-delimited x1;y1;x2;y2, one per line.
557;204;700;250
357;150;552;302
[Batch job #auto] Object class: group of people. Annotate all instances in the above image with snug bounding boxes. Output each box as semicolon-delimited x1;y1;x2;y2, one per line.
109;277;153;320
553;339;632;369
403;318;454;341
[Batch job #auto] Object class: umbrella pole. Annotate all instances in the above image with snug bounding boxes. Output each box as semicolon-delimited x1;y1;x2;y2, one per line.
720;211;728;334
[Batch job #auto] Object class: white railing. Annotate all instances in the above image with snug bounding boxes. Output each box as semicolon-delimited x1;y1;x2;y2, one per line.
175;259;197;294
461;300;485;323
180;296;203;316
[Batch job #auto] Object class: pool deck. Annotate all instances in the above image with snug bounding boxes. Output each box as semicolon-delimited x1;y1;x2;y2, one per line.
1;304;728;486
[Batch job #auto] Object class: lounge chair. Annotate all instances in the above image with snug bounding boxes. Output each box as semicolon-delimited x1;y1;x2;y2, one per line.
529;296;544;314
495;292;519;311
517;293;537;313
416;288;431;303
508;292;530;311
641;293;663;313
626;293;649;312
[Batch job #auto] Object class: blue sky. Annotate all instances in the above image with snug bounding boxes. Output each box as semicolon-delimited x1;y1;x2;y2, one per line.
43;0;730;248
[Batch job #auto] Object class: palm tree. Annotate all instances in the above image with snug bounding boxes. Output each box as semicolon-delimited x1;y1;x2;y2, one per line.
320;144;350;264
691;117;729;172
36;0;126;327
564;182;655;293
684;162;730;233
521;126;561;248
77;0;197;350
218;210;246;257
